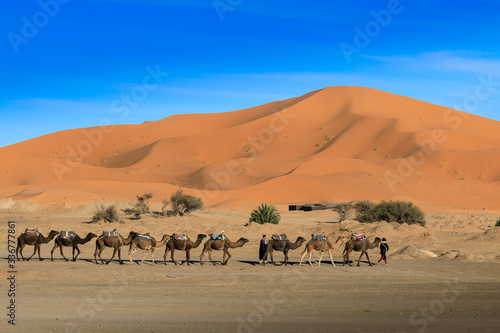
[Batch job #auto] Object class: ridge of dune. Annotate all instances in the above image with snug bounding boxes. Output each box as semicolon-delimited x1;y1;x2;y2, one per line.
1;86;499;211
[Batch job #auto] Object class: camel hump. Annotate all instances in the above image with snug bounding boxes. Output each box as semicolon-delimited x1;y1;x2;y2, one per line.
272;234;287;241
25;228;39;236
61;231;76;239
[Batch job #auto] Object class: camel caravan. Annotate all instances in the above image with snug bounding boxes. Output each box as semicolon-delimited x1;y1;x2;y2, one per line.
16;228;387;267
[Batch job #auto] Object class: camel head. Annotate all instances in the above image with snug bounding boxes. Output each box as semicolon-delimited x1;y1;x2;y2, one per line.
238;237;249;244
88;232;98;239
335;235;346;242
373;237;382;244
197;234;207;240
128;231;138;237
297;236;306;242
49;230;60;237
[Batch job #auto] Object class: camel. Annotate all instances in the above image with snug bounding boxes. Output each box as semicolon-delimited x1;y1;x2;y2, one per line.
51;232;98;261
299;235;344;267
263;236;306;266
199;237;249;265
16;230;60;261
342;236;381;266
94;231;137;265
128;234;170;265
164;234;206;265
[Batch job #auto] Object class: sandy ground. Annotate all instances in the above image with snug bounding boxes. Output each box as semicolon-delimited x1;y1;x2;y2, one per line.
1;206;500;332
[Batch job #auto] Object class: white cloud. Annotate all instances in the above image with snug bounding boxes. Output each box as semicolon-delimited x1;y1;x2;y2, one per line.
364;51;500;75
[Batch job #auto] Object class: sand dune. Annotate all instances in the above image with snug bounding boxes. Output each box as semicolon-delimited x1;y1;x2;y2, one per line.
1;86;499;210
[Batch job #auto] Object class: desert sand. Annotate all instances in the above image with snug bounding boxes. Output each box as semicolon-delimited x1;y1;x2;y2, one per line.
1;86;500;332
0;86;499;211
2;204;500;332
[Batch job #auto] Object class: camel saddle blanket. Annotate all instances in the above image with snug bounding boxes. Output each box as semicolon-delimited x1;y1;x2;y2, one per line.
312;234;327;241
173;233;187;241
351;233;365;241
272;234;287;241
210;233;225;240
137;233;151;242
61;231;76;239
25;228;39;236
102;229;119;238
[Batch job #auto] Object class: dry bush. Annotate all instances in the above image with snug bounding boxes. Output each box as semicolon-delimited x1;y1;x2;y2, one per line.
91;205;120;223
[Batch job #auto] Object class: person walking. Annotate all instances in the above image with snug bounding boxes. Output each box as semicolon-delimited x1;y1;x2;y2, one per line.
377;238;389;265
259;235;267;264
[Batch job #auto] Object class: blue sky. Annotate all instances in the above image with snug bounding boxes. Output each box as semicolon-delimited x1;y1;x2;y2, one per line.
1;0;499;147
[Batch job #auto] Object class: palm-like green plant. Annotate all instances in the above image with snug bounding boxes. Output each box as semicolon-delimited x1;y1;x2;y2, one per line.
249;203;280;225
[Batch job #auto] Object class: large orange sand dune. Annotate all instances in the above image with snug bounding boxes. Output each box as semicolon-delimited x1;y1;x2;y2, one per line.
1;86;499;210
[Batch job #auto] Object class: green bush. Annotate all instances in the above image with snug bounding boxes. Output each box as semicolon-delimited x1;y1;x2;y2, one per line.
356;200;426;226
91;205;120;223
167;189;203;216
249;203;280;225
495;218;500;227
331;201;354;223
353;200;376;216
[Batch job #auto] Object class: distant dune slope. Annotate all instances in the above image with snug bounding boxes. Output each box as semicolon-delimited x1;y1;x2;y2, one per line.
1;86;499;210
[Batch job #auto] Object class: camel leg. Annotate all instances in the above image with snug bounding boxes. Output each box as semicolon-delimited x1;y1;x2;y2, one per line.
59;245;69;262
199;249;205;265
94;245;100;264
27;245;38;261
118;247;122;265
308;250;314;267
208;250;215;265
222;249;227;265
106;247;117;265
163;247;170;265
74;245;81;261
151;248;155;265
139;249;148;265
270;251;274;264
299;249;307;266
329;250;336;267
318;251;324;267
365;252;373;266
223;249;231;265
284;250;289;266
37;245;43;261
344;251;352;267
128;243;136;264
51;242;58;261
185;250;191;266
16;240;24;261
170;249;177;265
357;251;364;266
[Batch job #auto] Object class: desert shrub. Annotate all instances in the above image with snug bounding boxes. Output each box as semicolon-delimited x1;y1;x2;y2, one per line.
91;205;120;223
167;189;203;216
134;193;153;214
496;218;500;227
356;200;426;226
249;203;280;225
331;201;354;223
353;200;376;216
